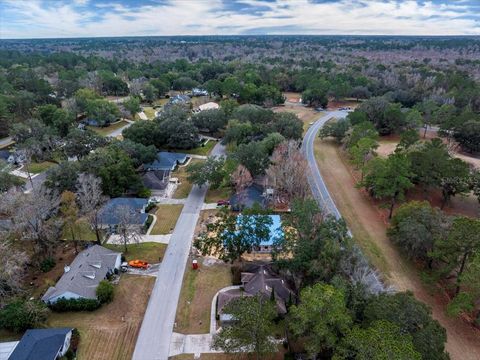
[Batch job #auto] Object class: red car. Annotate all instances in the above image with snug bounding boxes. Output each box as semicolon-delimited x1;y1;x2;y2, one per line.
128;260;150;269
217;199;230;207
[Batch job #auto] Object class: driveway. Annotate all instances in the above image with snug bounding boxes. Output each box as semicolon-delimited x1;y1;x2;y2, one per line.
132;142;225;360
106;119;134;138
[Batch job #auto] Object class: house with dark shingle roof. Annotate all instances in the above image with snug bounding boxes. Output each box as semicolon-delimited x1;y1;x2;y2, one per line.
41;245;121;304
97;197;149;232
217;265;295;324
143;152;188;172
8;328;73;360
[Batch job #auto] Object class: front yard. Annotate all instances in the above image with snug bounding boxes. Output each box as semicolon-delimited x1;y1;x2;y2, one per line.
172;159;205;199
205;187;231;203
87;120;129;136
48;274;155;360
180;140;216;156
105;242;167;264
150;204;184;235
25;161;56;174
175;258;231;334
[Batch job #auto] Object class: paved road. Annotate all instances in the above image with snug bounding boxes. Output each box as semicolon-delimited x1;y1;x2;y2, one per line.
107;119;134;138
301;110;348;219
133;143;225;360
23;169;49;193
0;136;13;148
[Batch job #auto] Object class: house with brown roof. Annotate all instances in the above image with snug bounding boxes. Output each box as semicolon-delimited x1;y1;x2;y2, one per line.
217;265;295;324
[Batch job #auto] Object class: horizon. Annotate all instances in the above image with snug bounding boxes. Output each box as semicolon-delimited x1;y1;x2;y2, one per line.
1;0;479;39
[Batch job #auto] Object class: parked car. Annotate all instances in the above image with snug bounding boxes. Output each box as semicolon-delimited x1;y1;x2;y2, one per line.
128;260;150;269
217;199;230;207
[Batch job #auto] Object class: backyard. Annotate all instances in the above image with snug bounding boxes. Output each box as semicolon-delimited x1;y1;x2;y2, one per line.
48;274;155;360
175;258;231;334
150;204;184;235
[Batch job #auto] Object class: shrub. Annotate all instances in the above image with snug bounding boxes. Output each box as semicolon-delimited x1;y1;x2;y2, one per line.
137;187;152;198
96;280;114;304
49;297;100;312
0;300;49;332
40;257;56;272
144;214;154;232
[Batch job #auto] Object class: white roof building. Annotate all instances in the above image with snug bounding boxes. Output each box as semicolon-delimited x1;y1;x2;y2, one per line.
198;102;220;111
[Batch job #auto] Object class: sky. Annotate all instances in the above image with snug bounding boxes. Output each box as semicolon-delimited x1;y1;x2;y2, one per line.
0;0;479;39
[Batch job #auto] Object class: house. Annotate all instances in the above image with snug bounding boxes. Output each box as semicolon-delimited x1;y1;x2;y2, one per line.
192;88;209;96
217;265;295;324
197;102;219;112
7;328;73;360
236;214;283;253
141;170;170;194
42;245;121;304
230;184;267;211
0;150;10;162
143;152;188;172
97;197;149;232
168;94;191;105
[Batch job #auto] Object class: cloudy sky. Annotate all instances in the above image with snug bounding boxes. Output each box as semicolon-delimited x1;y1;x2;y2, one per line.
0;0;479;39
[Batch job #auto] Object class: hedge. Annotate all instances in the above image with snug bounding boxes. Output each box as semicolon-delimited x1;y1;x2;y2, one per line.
49;297;100;312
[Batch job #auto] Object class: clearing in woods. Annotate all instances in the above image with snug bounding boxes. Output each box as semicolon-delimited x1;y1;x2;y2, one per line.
314;135;480;360
47;274;155;360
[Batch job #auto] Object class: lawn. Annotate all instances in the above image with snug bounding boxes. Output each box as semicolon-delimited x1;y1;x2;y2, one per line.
61;218;99;242
25;161;56;174
175;259;231;334
180;140;216;156
169;351;285;359
48;274;155;360
150;204;184;235
105;242;167;264
205;187;231;203
87;120;129;136
172;159;204;199
143;106;156;119
153;98;168;106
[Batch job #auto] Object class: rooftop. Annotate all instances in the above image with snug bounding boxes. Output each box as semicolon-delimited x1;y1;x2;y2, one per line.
236;214;283;246
98;197;149;226
144;152;188;171
8;328;72;360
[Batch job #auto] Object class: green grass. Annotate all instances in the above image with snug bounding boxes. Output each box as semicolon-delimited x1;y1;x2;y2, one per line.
143;106;156;119
87;120;129;136
172;159;205;199
25;161;55;174
150;204;184;235
61;219;99;242
178;140;216;156
205;186;232;203
105;242;167;263
153;98;168;106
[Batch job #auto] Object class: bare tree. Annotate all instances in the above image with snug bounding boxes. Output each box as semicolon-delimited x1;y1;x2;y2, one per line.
0;240;28;305
76;173;107;244
114;205;141;253
266;140;310;201
231;164;253;208
5;187;61;259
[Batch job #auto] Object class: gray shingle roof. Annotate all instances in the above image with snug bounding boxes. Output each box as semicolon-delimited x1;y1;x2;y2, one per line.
98;198;148;227
144;152;188;171
42;245;120;302
9;328;72;360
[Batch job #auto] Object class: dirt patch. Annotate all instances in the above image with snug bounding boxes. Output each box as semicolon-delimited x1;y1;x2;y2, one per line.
175;259;231;334
48;274;155;360
314;137;480;360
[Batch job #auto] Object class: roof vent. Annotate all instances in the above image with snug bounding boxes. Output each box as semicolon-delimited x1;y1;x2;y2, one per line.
89;262;101;269
64;265;71;273
82;272;96;280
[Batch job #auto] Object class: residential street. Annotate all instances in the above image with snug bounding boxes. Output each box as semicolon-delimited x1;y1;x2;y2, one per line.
301;110;347;219
132;142;225;360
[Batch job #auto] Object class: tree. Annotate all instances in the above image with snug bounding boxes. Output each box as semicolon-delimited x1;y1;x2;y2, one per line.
192;109;227;133
260;132;285;155
64;128;107;159
319;118;351;142
396;128;420;151
453;120;480;153
220;98;238;116
302;78;329;108
334;320;421;360
37;104;74;136
273;199;350;286
388;201;448;263
162;117;199;149
82;146;142;197
234;141;269;176
0;241;28;304
404;109;423;130
349;137;378;179
362;292;448;360
440;158;470;209
187;156;226;189
45;161;81;193
123;120;161;148
431;216;480;295
271;112;303;140
357;97;390;134
266;140;310;200
0;300;49;333
289;283;352;357
471;170;480;204
143;83;157;103
212;296;277;359
194;209;273;262
76;173;107;244
345;121;378;148
109;139;157;167
60;191;80;252
231;164;253;194
96;280;114;304
114;205;142;253
360;153;413;218
85;98;120;126
123;96;141;118
0;162;24;192
150;79;169;97
346;110;368;126
415;99;438;138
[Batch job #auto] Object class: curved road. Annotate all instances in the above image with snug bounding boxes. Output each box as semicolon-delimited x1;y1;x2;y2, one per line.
132;142;225;360
301;110;348;219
